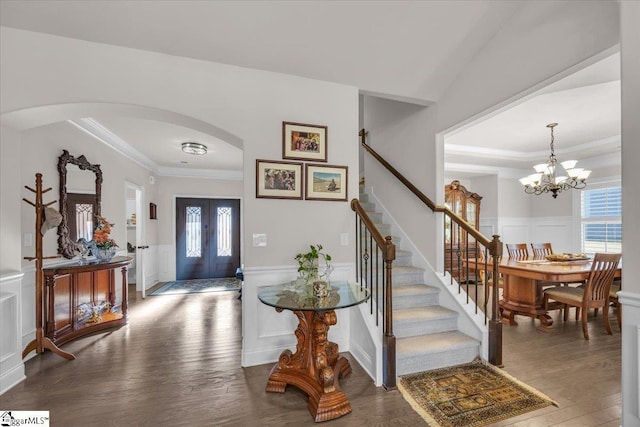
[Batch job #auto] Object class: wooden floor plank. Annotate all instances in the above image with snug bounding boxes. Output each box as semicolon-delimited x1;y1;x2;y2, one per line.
0;285;620;426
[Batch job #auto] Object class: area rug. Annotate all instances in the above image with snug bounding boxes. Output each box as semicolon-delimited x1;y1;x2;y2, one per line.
398;359;557;427
150;278;241;296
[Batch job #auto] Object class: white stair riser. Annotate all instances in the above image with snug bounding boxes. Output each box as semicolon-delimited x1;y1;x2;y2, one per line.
397;346;479;375
393;293;439;309
392;270;425;286
394;316;459;338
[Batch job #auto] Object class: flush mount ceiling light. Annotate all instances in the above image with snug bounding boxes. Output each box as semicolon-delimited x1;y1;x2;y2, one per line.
181;142;207;155
519;123;591;199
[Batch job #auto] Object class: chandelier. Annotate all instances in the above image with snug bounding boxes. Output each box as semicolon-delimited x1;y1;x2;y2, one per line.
519;123;591;198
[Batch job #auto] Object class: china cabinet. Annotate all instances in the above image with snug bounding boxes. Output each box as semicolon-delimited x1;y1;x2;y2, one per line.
444;180;482;282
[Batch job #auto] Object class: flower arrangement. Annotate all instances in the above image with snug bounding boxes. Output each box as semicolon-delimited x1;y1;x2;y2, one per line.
92;215;118;250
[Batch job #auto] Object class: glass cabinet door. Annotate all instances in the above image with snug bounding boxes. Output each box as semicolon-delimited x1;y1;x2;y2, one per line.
466;200;477;229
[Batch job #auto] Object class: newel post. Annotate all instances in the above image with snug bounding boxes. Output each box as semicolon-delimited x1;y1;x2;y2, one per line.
489;235;503;367
383;236;396;390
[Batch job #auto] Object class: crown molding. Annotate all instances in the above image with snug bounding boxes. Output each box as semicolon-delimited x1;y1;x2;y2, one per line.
446;149;621;180
445;134;621;162
68;118;158;172
68;118;242;181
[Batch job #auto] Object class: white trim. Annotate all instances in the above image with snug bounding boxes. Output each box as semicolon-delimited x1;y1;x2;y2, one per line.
0;363;25;396
445;135;620;162
68;118;242;180
440;45;620;137
0;272;24;282
68;118;157;172
618;291;640;308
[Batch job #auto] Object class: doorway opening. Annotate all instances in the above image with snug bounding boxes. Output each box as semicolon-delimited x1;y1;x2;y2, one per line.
176;197;241;280
125;182;147;298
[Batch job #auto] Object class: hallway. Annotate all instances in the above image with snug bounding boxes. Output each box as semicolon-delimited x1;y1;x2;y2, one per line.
0;286;621;426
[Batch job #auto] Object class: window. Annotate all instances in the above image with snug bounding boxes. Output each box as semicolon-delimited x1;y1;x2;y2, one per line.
186;206;202;257
580;186;621;254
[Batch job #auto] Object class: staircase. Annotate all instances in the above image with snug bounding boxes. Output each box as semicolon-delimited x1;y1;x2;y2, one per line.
359;191;480;375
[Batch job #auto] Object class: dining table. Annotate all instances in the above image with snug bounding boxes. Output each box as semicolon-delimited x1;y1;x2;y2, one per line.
468;256;621;329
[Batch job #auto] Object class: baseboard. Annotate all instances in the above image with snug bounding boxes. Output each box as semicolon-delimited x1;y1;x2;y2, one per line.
0;362;25;395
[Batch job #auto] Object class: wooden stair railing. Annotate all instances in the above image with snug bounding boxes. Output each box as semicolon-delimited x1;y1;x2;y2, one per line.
351;199;397;390
359;129;503;367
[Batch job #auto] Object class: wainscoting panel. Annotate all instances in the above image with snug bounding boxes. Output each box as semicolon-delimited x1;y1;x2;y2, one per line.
241;263;353;367
530;217;576;253
495;216;577;254
0;272;25;395
500;222;530;246
20;267;36;354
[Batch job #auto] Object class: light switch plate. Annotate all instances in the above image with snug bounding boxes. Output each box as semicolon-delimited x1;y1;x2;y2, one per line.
253;233;267;247
340;233;349;246
23;233;33;247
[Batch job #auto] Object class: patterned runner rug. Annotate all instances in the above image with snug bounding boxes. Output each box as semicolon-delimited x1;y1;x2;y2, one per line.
398;359;557;427
149;278;241;296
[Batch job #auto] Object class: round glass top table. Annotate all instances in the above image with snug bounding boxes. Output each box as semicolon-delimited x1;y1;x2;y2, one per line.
258;281;370;422
258;280;370;312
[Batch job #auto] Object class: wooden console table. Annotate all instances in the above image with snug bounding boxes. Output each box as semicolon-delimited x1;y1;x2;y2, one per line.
258;281;370;422
42;256;131;346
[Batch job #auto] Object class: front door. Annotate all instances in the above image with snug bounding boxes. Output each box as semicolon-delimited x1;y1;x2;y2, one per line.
176;198;240;280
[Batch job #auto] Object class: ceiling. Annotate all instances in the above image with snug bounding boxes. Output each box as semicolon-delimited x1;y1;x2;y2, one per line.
0;1;620;179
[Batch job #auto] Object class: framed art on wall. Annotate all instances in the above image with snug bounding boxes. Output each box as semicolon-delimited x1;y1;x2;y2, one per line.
282;121;327;162
256;159;303;200
305;164;348;201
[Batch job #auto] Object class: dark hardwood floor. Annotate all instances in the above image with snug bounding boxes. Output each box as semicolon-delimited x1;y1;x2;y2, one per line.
0;284;620;426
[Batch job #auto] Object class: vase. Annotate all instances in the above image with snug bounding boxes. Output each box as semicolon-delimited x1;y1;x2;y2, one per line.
94;247;117;262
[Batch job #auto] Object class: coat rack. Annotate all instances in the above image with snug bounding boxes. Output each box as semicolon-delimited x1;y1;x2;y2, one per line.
22;173;76;360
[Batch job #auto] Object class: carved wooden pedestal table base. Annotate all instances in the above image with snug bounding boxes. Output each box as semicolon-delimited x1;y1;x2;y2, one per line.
258;281;370;423
266;309;351;422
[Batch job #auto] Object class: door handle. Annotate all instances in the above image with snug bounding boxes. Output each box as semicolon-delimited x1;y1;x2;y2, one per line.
137;245;149;250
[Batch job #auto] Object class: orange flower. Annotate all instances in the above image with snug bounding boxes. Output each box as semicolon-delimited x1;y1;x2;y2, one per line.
92;215;118;249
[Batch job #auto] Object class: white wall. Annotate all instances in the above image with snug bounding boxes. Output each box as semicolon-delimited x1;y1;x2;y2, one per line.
19;121;154;266
469;175;498;219
620;1;640;424
362;95;438;266
0;27;360;376
438;1;619;132
0;125;21;273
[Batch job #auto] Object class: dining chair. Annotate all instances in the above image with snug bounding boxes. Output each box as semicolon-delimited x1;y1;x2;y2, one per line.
609;278;622;330
531;242;577;290
506;243;529;259
586;277;622;330
530;242;553;259
543;253;622;340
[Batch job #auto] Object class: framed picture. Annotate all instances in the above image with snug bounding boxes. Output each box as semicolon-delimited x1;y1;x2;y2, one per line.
282;121;328;162
305;164;348;201
256;159;303;200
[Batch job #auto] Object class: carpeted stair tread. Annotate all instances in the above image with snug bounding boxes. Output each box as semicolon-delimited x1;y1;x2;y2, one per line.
392;266;426;286
360;186;481;375
392;284;439;298
392;266;425;274
396;331;479;357
392;285;440;309
394;306;459;337
394;306;457;323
